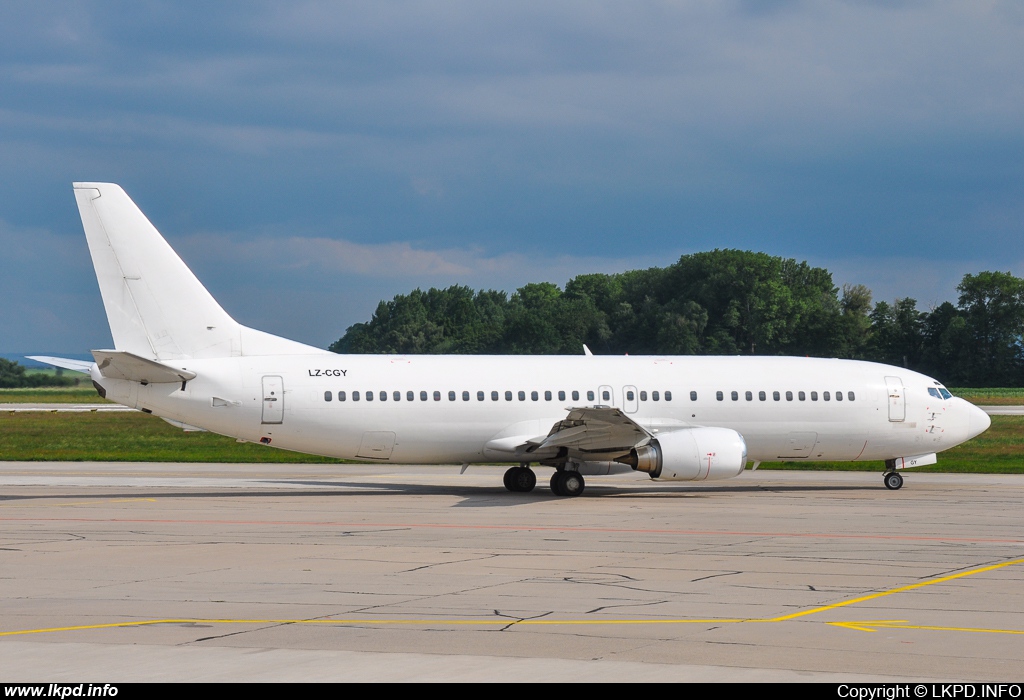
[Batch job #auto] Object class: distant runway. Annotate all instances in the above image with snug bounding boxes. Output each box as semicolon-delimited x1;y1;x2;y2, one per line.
0;403;133;412
1;464;1023;682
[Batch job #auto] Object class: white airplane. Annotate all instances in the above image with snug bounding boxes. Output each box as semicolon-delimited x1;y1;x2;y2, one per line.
32;183;991;497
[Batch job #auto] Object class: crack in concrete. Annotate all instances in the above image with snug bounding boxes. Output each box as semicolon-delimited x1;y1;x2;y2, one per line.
690;571;741;583
400;553;498;574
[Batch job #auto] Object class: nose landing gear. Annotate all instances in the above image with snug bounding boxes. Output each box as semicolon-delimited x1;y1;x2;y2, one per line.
884;471;904;490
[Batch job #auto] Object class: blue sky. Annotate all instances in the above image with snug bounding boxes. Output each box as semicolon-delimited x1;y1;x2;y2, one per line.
3;1;1023;353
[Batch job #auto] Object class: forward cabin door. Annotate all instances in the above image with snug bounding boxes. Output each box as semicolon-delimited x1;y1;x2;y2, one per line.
885;376;905;422
262;375;284;424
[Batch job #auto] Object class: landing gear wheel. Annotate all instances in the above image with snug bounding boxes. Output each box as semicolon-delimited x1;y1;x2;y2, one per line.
550;470;585;497
884;471;903;490
561;471;585;497
504;466;536;492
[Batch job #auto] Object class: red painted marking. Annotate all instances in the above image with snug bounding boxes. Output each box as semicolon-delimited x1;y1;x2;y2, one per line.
0;517;1021;543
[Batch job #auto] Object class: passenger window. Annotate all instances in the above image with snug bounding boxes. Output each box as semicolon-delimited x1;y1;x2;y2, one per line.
339;391;346;401
759;391;766;401
572;390;580;401
558;390;566;401
433;391;441;401
353;391;360;401
394;391;401;401
587;390;595;401
406;391;414;401
664;391;671;401
653;390;660;401
627;390;636;401
448;391;456;401
689;391;697;401
731;391;738;401
798;391;805;401
420;390;427;401
823;391;831;401
639;391;647;401
835;391;843;402
716;391;724;401
745;391;752;401
366;391;373;402
811;391;818;401
531;391;538;401
848;391;855;401
324;391;332;402
519;391;526;401
602;390;610;401
505;391;513;401
462;391;470;401
544;390;552;401
786;391;793;401
377;391;384;401
491;391;499;401
773;391;780;401
477;391;485;401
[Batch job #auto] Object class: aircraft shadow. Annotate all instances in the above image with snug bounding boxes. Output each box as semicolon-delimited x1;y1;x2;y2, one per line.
0;480;884;508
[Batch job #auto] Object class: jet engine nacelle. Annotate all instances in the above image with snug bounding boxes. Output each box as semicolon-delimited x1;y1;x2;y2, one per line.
624;427;747;481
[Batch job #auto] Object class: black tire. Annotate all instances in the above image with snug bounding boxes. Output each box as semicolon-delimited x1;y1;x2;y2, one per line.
503;467;516;492
561;471;585;497
512;467;536;492
884;472;903;490
550;471;563;496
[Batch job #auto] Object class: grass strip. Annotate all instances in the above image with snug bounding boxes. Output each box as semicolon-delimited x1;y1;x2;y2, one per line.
1;410;1020;471
0;411;343;463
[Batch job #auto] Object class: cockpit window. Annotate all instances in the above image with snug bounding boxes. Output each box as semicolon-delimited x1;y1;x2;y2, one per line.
939;388;952;400
928;388;941;399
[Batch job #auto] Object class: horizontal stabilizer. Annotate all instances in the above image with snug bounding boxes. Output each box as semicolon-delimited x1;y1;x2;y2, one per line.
26;356;94;374
92;350;196;384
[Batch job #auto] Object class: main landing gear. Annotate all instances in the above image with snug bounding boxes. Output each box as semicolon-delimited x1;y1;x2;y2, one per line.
883;471;904;490
502;464;586;497
503;464;537;492
550;470;585;498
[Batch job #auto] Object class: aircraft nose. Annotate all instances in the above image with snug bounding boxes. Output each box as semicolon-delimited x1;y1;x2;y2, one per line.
966;402;991;440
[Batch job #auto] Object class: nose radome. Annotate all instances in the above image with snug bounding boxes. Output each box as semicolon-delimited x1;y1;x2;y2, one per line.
967;402;991;440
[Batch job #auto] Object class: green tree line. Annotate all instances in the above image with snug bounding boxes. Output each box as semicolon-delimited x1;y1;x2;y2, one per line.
330;250;1024;387
0;359;77;388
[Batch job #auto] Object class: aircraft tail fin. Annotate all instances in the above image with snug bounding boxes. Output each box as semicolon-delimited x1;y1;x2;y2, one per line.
73;183;322;360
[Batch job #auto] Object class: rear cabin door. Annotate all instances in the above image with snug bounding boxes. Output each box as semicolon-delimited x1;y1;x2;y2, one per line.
262;375;284;424
885;376;905;422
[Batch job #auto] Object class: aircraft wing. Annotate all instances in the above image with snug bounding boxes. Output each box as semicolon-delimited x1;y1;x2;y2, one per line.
526;406;654;456
92;350;197;383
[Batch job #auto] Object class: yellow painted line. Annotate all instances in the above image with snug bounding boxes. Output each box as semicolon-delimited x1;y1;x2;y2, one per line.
828;620;1024;635
0;498;156;509
0;618;745;637
4;558;1023;639
769;557;1024;622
